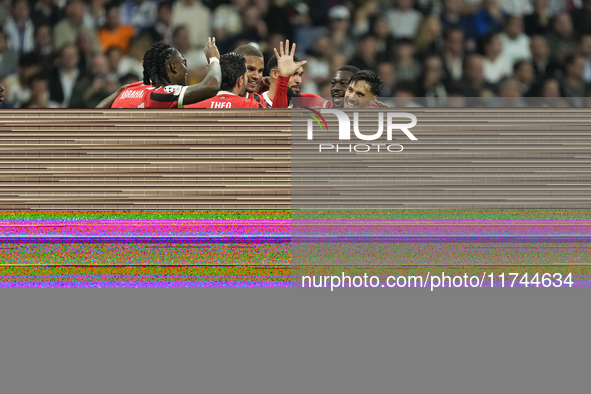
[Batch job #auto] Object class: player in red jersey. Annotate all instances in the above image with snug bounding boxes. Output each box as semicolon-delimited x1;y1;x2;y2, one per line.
233;44;268;107
185;41;305;109
261;53;326;108
138;37;221;108
97;39;221;108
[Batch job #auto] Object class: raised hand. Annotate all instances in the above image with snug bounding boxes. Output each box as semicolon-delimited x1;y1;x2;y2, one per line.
274;39;307;78
204;37;220;67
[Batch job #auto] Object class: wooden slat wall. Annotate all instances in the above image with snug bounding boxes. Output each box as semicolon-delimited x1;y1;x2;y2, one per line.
0;109;292;210
0;108;589;211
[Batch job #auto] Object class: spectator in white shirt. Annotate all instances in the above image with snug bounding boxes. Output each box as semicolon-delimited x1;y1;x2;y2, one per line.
3;0;35;55
386;0;423;39
500;16;531;65
482;32;513;84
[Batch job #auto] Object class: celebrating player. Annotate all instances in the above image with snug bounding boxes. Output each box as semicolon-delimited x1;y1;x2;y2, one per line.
344;70;384;109
97;38;221;108
185;41;305;109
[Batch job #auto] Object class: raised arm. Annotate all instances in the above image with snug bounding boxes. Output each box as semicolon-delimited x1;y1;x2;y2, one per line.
95;84;129;108
183;37;222;105
271;40;307;109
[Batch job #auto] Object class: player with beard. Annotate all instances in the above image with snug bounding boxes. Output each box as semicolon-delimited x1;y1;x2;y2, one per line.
97;38;221;108
344;70;384;109
185;42;302;109
262;51;326;109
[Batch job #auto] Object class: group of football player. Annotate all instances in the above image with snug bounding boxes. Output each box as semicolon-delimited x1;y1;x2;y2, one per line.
97;37;387;110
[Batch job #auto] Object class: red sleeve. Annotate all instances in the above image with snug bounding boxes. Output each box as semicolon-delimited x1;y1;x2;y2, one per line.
270;76;289;109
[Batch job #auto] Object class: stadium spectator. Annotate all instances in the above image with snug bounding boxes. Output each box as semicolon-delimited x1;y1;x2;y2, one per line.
3;52;40;107
69;53;119;108
512;60;536;95
3;0;35;55
572;0;591;37
254;0;293;40
119;0;158;32
172;26;207;84
48;44;81;107
497;77;527;106
482;32;513;85
472;0;507;39
0;30;18;80
349;34;380;71
77;29;100;76
84;0;107;30
460;53;496;97
31;0;63;27
213;0;247;44
524;0;552;36
142;1;174;44
54;0;101;53
579;34;591;82
440;0;477;44
171;0;212;49
393;38;422;83
22;73;60;108
416;54;448;106
529;34;559;78
117;35;151;79
33;24;54;61
386;0;422;39
369;14;396;63
415;14;444;56
500;16;531;64
545;12;577;61
560;54;590;105
106;46;123;75
98;2;135;54
393;81;422;107
305;35;333;88
328;5;356;61
239;5;268;44
376;62;396;97
442;28;465;82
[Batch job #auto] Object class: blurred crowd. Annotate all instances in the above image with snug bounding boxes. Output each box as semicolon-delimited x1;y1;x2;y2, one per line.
1;0;591;108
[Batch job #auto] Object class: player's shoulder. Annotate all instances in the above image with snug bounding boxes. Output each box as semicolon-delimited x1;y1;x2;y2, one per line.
150;85;186;95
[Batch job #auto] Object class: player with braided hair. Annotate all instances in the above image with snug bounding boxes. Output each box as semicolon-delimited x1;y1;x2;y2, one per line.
98;37;221;108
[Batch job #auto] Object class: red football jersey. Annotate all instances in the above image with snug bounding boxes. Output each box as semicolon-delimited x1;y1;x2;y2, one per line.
245;92;269;108
111;81;149;108
139;84;188;108
184;91;265;108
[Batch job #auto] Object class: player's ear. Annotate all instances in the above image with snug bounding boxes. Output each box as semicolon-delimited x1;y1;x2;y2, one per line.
270;68;278;80
168;60;177;75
